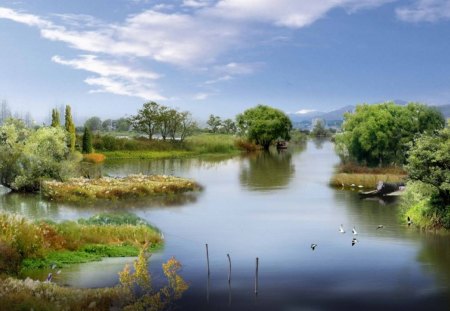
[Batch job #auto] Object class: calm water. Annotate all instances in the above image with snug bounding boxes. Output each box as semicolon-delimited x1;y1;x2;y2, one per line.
1;140;449;311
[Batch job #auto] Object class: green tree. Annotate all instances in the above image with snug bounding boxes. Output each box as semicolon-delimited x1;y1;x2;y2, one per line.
84;116;102;132
157;105;171;141
82;126;93;154
335;102;445;166
102;119;113;131
311;119;328;137
64;105;76;152
222;118;237;134
130;102;161;140
236;105;292;150
402;126;450;229
207;114;222;133
0;119;78;191
51;109;60;127
113;117;130;132
178;111;197;142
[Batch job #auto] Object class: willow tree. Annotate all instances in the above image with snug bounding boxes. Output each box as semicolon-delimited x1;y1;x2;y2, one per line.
236;105;292;150
64;105;76;152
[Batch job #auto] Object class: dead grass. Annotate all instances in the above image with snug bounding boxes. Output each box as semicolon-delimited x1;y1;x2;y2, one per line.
330;173;407;189
42;174;201;202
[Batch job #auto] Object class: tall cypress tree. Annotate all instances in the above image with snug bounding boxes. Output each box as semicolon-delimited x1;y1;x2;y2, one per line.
82;126;93;154
51;109;60;127
64;105;76;152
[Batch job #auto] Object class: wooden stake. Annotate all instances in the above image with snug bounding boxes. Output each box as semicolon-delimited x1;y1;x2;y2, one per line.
206;243;210;276
255;257;259;295
227;253;231;283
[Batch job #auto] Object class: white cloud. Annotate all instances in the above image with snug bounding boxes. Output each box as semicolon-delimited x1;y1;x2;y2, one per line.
211;0;394;28
0;7;51;27
205;75;233;84
193;92;210;100
295;109;316;115
52;55;164;100
396;0;450;22
85;76;166;100
52;55;160;80
182;0;211;8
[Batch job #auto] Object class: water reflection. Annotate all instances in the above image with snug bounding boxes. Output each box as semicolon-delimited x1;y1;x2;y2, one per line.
239;149;295;191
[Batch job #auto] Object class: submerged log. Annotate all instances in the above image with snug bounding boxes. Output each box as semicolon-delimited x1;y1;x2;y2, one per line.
359;181;405;198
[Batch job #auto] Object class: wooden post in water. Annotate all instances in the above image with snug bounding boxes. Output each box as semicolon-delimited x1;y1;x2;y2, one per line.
255;257;259;296
227;254;231;283
206;243;210;276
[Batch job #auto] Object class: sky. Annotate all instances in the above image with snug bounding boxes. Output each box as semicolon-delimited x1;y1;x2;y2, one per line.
1;0;450;123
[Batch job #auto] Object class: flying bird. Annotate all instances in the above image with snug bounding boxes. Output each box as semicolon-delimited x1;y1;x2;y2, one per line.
376;225;384;230
339;224;345;233
352;238;358;246
352;227;358;235
311;243;317;251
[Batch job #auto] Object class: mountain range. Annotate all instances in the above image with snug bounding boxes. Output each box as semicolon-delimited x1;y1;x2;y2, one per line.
289;101;450;123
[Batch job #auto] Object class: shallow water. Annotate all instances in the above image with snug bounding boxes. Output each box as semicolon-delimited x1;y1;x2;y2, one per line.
1;140;449;311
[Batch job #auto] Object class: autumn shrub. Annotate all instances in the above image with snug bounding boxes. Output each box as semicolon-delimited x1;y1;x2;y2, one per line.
82;153;106;164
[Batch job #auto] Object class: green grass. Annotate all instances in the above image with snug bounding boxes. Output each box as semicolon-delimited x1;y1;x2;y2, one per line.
103;150;195;159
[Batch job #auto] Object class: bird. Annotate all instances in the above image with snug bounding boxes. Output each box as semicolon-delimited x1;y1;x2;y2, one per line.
352;227;358;235
311;243;317;251
339;224;346;233
407;216;413;226
56;270;62;275
376;225;384;230
50;263;57;270
46;273;53;282
352;238;358;246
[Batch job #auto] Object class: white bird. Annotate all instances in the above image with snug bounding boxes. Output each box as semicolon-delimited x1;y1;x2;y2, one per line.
352;238;358;246
339;224;346;233
311;243;317;251
352;227;358;235
376;225;384;230
56;270;62;275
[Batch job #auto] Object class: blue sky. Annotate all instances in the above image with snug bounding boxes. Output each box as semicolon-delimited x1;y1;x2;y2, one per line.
0;0;450;123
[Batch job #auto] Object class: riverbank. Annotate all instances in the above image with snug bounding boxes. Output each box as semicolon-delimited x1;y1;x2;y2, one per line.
98;133;241;159
42;174;201;203
0;213;162;276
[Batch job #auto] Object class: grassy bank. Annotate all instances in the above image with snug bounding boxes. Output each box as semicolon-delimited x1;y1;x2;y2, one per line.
96;133;240;159
0;212;162;276
330;163;407;189
42;174;201;203
103;150;196;159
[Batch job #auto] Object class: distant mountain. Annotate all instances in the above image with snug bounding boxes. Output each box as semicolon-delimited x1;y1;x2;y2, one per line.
290;102;450;124
320;105;355;121
288;110;325;122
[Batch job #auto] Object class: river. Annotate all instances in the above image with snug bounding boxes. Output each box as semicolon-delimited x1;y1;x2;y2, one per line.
1;140;449;311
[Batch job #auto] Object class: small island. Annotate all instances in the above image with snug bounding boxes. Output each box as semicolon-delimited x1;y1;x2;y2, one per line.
43;174;201;202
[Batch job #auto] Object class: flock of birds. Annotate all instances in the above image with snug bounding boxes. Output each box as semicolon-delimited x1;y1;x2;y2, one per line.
310;216;413;251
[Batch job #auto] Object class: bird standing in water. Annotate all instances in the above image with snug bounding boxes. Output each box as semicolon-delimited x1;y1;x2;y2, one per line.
352;238;358;246
352;227;358;235
339;224;345;233
311;243;317;251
